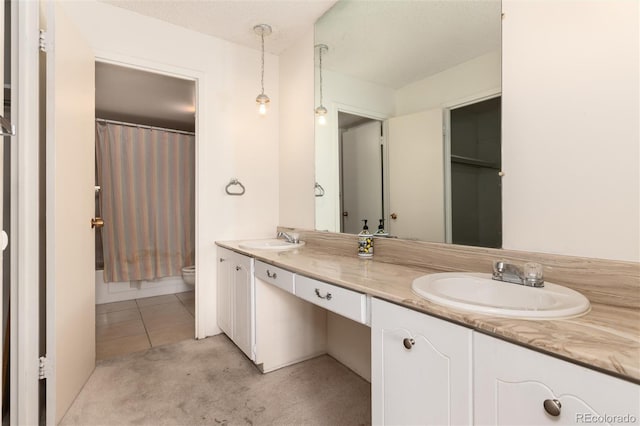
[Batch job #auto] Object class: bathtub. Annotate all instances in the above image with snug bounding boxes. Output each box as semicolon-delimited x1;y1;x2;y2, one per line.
95;271;192;305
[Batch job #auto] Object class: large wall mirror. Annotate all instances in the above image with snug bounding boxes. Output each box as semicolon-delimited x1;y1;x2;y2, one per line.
314;0;502;248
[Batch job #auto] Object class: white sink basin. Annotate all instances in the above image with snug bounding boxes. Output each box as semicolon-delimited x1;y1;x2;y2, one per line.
238;239;305;251
412;272;590;319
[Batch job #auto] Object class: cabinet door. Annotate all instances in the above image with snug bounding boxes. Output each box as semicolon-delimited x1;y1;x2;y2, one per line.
474;333;640;425
371;298;472;425
232;252;254;361
216;247;233;336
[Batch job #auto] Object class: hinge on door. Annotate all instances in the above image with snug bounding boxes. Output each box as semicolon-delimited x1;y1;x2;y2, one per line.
39;356;52;380
39;30;48;52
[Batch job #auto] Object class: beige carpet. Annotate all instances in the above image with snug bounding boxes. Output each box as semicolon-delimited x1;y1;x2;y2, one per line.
61;334;371;425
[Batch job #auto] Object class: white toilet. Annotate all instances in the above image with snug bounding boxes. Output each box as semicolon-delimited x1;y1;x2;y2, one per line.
181;265;196;286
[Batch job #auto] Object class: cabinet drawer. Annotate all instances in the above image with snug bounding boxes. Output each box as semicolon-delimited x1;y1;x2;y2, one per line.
295;275;367;324
255;261;295;294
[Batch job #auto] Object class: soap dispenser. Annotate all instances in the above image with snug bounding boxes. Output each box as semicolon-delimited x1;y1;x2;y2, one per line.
374;218;389;237
358;219;373;258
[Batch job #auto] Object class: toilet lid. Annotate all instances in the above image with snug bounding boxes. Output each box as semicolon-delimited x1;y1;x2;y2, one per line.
182;265;196;272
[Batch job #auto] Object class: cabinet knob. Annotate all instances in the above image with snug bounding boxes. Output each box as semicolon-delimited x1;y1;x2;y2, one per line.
403;338;415;349
219;258;225;262
266;270;277;279
391;213;398;220
235;266;241;271
543;399;561;416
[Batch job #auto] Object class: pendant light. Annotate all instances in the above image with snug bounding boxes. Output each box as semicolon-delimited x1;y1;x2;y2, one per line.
315;44;329;125
254;24;272;115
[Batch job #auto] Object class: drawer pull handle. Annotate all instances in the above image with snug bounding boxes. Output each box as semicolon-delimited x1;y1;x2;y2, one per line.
543;399;561;417
266;270;277;279
314;288;332;300
403;338;415;350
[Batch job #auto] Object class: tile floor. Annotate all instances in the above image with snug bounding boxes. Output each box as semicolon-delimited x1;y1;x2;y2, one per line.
95;291;195;360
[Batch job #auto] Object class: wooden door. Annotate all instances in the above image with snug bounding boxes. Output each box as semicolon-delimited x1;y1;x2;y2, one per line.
388;109;445;241
45;3;96;423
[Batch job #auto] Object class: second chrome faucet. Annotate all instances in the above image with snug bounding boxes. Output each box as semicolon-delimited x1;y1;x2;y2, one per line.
492;261;545;288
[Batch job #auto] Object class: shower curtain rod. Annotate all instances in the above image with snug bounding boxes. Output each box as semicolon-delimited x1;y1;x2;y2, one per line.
96;118;195;136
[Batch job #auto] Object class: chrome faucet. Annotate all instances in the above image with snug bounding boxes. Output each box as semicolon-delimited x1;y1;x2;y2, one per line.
277;231;299;244
492;261;545;288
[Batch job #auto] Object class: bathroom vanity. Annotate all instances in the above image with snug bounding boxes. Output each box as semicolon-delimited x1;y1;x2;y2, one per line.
216;232;640;425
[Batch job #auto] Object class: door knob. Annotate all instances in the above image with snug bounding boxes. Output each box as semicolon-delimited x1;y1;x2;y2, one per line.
90;217;104;229
390;213;398;220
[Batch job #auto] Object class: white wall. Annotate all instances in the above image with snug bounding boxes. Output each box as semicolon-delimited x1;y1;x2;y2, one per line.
395;50;501;116
64;1;280;337
279;28;315;229
315;70;396;231
502;0;639;262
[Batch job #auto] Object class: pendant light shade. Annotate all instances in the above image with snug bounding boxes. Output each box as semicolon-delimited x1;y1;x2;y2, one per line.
315;44;329;125
254;24;272;115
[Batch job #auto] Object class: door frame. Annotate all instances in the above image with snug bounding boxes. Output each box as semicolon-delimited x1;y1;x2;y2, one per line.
92;50;204;338
339;119;384;234
442;89;501;243
12;1;42;424
330;102;388;233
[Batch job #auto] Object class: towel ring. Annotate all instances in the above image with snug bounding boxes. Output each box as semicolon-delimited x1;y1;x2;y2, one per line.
314;182;325;197
225;179;246;196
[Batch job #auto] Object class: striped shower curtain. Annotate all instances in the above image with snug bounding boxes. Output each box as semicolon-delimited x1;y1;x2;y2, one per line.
96;122;195;283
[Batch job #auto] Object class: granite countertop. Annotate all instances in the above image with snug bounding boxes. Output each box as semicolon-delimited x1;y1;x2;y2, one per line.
217;241;640;384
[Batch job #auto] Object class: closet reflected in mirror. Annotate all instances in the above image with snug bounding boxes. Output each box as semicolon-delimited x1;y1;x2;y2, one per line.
314;0;502;247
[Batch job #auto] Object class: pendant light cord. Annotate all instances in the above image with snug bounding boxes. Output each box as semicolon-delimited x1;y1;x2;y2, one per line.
260;31;265;96
319;46;324;106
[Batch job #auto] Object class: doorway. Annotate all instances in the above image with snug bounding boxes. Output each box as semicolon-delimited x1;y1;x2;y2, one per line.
339;112;384;235
448;96;502;248
94;62;197;360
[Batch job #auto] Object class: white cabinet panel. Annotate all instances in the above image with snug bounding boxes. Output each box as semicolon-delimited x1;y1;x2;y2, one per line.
233;253;254;360
216;247;254;361
372;298;472;425
216;248;233;336
295;275;367;324
474;332;640;425
254;279;327;373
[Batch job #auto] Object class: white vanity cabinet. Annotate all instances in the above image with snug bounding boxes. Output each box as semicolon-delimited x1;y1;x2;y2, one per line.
371;298;473;425
253;260;327;372
216;247;255;361
474;332;640;425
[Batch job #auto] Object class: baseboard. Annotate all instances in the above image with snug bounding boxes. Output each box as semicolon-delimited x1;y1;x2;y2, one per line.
259;349;328;374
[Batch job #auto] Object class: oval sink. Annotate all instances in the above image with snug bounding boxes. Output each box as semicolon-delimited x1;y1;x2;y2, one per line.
412;272;590;319
238;239;305;251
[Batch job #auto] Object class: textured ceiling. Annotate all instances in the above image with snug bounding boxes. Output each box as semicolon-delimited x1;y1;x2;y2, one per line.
94;0;501;129
315;0;501;89
101;0;337;54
